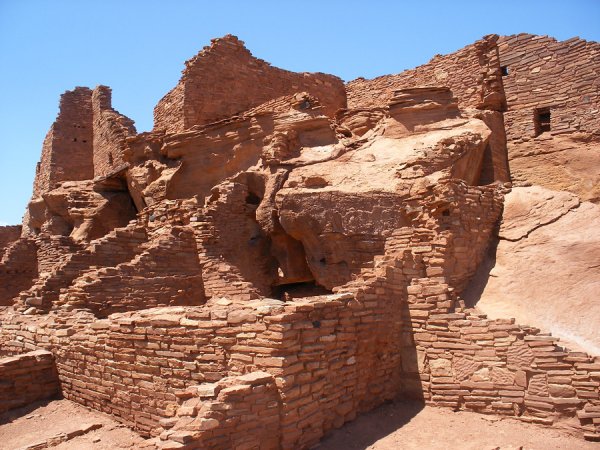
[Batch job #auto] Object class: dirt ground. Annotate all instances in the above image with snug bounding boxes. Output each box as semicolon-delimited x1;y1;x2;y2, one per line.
318;400;597;450
0;399;146;450
1;398;596;450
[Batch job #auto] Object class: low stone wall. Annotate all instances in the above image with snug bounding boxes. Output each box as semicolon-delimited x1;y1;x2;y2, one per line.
160;371;280;449
0;350;60;413
388;227;600;442
0;289;403;448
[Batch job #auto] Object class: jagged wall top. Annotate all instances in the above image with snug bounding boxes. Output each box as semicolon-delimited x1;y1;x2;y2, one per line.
31;86;136;200
346;34;506;112
153;34;347;133
33;87;95;198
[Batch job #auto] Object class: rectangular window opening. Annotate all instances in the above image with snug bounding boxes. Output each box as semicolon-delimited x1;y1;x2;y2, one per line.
501;66;509;76
534;107;551;136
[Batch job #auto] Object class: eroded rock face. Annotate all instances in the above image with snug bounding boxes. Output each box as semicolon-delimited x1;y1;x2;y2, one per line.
466;186;600;354
276;112;492;288
507;134;600;203
26;179;136;242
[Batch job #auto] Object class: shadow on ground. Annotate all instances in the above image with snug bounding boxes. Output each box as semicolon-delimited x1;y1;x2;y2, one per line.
0;396;60;426
317;400;425;450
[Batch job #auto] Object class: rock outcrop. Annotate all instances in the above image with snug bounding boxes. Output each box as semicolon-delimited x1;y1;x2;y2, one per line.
465;186;600;355
1;33;599;447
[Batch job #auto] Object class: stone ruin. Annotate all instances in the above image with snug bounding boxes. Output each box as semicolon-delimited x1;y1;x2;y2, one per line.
0;33;599;448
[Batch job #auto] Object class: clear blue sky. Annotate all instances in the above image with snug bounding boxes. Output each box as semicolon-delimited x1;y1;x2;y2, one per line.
1;0;599;225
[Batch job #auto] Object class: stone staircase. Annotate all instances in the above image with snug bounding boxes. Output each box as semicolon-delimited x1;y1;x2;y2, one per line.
16;224;148;312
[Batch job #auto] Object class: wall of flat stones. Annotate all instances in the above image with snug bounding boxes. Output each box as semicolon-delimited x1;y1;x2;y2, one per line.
0;238;38;306
91;85;136;178
0;286;403;448
153;35;346;133
61;226;205;317
498;34;600;141
346;35;505;112
160;371;281;449
33;88;95;197
139;198;263;301
35;234;82;275
390;227;600;441
0;226;21;259
16;225;148;312
0;350;60;413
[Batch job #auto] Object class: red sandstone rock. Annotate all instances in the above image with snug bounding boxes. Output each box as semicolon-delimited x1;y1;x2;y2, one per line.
466;186;600;354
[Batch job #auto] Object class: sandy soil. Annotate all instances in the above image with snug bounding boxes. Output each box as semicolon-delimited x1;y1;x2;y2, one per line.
318;400;597;450
1;398;595;450
0;399;146;449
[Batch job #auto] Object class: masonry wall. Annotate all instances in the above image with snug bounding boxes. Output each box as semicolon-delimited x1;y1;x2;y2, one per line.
0;350;60;413
35;234;83;275
390;227;600;441
61;226;205;317
153;35;347;133
0;238;38;306
16;224;148;312
346;34;505;112
138;198;263;301
33;88;94;197
498;34;600;141
0;225;22;259
161;371;281;449
0;286;404;448
92;85;136;178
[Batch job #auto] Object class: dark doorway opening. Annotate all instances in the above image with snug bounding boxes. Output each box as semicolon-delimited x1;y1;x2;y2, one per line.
273;281;332;301
534;107;551;136
501;66;509;76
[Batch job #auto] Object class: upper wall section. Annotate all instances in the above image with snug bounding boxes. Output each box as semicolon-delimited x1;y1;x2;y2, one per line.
32;86;137;198
33;88;94;197
498;34;600;140
92;86;136;178
153;35;347;133
346;35;505;112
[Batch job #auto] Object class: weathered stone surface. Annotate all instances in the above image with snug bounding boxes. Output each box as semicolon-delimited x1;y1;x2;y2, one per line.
470;186;600;354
